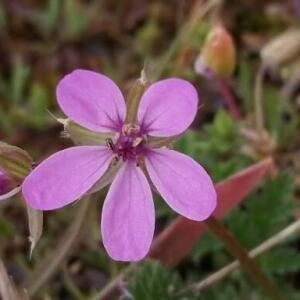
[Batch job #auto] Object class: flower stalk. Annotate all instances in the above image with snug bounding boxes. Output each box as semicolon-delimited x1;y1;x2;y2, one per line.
126;70;148;124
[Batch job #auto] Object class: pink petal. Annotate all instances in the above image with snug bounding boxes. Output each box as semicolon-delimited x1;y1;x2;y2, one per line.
22;146;113;210
57;69;126;132
137;79;199;137
101;161;155;261
145;149;216;221
149;158;274;267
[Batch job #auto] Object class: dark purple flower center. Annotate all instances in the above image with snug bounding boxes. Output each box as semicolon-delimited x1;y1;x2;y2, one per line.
106;124;147;162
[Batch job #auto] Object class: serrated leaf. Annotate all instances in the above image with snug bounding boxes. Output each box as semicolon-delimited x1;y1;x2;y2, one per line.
126;261;182;300
260;248;300;275
190;232;223;263
228;173;296;248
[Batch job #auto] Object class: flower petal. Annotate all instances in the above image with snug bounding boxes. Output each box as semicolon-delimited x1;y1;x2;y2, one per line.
57;69;126;132
22;146;113;210
145;149;216;221
101;161;154;261
138;79;199;137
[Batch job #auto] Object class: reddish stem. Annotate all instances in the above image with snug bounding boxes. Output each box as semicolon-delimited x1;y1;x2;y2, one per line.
218;79;242;120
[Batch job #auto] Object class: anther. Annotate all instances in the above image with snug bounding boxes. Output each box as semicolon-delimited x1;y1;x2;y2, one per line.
122;123;140;136
106;138;115;151
132;137;143;147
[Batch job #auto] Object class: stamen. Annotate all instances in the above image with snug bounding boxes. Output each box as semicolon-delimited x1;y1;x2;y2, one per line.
132;137;143;147
106;125;146;162
111;156;120;165
106;138;115;151
122;123;140;136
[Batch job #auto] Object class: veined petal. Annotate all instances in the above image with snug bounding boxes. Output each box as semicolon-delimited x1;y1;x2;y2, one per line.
57;69;126;133
22;146;113;210
138;79;198;137
145;149;216;221
87;159;122;194
101;161;154;261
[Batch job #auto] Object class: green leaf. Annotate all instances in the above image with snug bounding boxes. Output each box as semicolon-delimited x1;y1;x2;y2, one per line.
260;248;300;275
32;0;60;36
29;83;49;129
175;110;251;182
126;260;182;300
191;233;223;263
10;59;30;104
228;173;295;248
237;60;254;112
63;0;92;40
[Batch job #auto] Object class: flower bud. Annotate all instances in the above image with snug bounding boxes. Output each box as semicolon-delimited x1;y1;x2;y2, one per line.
0;142;32;184
0;143;32;200
195;25;236;78
0;171;15;196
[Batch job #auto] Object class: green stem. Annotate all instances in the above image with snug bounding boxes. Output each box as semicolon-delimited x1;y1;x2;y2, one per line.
254;65;266;136
205;217;286;300
126;71;148;124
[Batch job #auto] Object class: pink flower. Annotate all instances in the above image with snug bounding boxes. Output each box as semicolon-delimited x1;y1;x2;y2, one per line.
22;70;217;261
